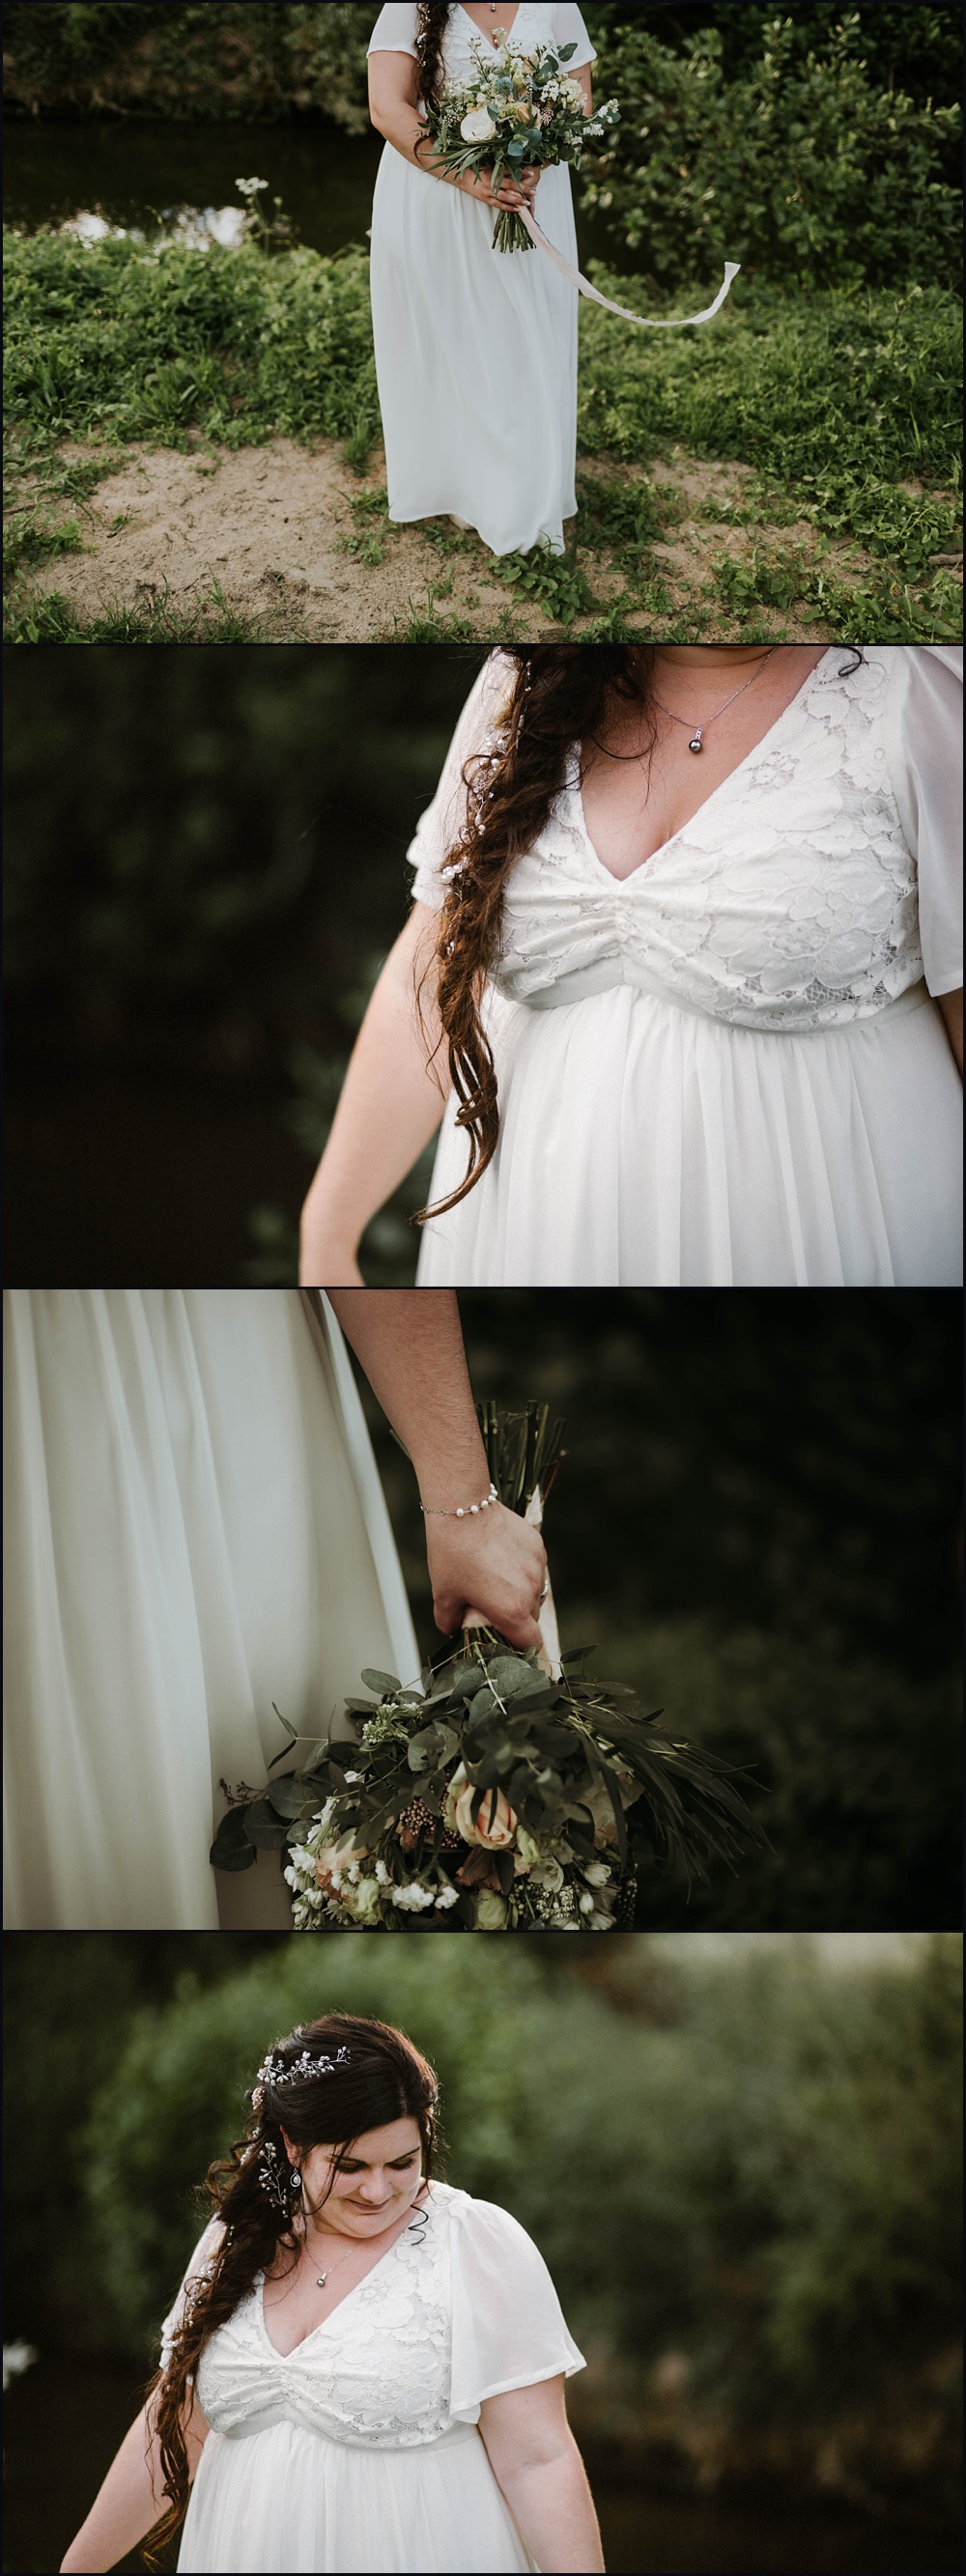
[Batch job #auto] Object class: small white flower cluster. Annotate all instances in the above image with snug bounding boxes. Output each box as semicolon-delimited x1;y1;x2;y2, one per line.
234;177;269;197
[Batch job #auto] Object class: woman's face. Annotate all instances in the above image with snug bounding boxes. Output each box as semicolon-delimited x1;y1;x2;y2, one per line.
284;2114;424;2238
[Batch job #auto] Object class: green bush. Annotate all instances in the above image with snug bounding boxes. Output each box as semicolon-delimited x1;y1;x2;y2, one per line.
584;12;961;289
79;1935;962;2442
2;3;376;127
3;231;378;452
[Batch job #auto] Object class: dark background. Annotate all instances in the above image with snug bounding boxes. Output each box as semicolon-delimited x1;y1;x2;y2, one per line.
355;1287;963;1932
4;642;487;1283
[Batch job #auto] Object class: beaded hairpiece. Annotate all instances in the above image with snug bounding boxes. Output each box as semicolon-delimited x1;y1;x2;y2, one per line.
255;2044;352;2092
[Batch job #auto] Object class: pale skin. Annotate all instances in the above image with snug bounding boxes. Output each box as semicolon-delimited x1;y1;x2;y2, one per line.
298;643;963;1282
367;4;593;214
327;1288;547;1646
61;2117;604;2576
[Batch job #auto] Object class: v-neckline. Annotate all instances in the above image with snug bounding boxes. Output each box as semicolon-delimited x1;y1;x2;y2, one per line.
574;648;833;888
458;4;525;49
258;2195;428;2362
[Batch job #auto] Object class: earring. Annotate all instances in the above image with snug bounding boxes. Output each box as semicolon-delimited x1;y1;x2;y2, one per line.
290;2166;302;2195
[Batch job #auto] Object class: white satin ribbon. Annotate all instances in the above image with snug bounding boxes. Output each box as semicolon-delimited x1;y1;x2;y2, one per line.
517;208;740;328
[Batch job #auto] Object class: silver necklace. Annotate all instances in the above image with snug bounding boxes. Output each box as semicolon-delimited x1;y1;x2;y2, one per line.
652;648;778;753
307;2235;355;2292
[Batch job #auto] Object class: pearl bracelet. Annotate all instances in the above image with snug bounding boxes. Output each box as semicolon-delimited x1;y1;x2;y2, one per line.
419;1481;499;1520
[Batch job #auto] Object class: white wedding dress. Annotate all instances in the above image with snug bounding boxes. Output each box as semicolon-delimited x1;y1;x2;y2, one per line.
163;2184;584;2575
412;646;963;1287
2;1291;418;1931
367;4;596;554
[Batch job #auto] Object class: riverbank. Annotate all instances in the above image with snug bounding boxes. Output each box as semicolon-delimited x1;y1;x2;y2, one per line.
5;235;961;642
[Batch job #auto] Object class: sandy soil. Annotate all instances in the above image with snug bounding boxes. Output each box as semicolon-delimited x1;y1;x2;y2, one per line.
13;432;916;640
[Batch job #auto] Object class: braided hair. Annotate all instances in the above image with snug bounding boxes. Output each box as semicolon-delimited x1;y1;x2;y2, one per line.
415;3;455;116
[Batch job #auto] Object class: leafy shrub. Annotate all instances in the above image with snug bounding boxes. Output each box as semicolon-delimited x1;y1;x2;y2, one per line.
584;12;961;290
4;230;378;452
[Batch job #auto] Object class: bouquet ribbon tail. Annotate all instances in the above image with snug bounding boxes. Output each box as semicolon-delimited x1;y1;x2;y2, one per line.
462;1486;562;1680
518;212;740;327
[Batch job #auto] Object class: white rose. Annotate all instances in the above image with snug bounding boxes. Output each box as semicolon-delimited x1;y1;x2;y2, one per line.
461;106;497;143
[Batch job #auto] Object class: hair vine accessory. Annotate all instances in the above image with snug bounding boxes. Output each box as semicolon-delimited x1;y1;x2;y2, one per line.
255;2044;352;2091
257;2137;301;2212
420;1481;498;1520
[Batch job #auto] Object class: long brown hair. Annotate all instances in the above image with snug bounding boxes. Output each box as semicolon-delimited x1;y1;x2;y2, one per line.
144;2014;440;2559
415;644;864;1223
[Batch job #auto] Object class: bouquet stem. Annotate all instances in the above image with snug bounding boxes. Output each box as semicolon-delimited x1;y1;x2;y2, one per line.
492;210;534;254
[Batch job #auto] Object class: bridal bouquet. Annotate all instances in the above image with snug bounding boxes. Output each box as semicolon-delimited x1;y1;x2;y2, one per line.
422;28;619;252
212;1405;763;1931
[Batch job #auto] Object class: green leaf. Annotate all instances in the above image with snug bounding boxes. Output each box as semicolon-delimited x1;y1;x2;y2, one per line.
265;1774;308;1820
359;1670;402;1694
242;1800;293;1850
210;1805;258;1871
270;1702;297;1738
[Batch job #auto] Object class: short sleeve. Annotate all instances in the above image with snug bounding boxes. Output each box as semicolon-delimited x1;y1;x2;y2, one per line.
881;647;963;998
408;650;517;912
367;4;419;58
448;2193;585;2417
554;5;597;68
157;2218;224;2369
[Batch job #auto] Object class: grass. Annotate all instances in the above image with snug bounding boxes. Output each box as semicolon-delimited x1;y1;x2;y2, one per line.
4;578;261;643
4;229;961;639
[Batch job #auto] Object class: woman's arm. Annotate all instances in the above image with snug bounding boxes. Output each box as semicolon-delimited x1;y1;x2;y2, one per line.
327;1288;547;1646
368;49;538;207
937;987;963;1076
299;903;446;1288
479;2377;605;2575
60;2391;209;2575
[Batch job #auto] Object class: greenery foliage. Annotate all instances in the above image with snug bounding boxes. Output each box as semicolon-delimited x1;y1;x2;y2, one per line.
6;1930;958;2490
581;12;961;291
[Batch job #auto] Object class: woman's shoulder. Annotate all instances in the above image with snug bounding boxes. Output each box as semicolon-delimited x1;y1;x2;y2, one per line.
429;2181;539;2248
367;5;419;60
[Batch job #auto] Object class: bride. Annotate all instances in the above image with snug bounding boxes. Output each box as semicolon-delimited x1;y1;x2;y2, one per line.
3;1290;545;1931
60;2013;603;2575
299;643;963;1289
367;3;597;555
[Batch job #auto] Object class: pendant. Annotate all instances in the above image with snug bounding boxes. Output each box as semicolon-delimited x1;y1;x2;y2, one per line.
688;730;703;753
316;2271;327;2287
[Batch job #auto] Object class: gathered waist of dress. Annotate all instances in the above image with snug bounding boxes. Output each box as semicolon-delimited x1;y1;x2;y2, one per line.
218;2408;480;2450
513;961;933;1030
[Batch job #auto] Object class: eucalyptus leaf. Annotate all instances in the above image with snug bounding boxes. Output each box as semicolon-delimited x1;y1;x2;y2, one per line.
359;1671;402;1695
242;1800;293;1850
265;1775;309;1820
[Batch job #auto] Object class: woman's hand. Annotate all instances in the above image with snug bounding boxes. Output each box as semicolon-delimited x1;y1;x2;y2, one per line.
456;163;540;211
426;1499;547;1648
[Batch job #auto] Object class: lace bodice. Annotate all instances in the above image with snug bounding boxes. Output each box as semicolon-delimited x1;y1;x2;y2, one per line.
160;2184;583;2452
410;648;962;1034
368;5;597;95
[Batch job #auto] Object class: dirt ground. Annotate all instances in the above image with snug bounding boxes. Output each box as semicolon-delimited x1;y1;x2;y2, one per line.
12;431;918;639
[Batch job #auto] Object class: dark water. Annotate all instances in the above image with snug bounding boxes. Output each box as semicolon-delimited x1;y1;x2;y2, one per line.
2;113;626;266
3;116;384;255
2;2356;960;2576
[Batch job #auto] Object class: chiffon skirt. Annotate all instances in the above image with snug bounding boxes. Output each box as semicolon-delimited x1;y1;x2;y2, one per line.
3;1290;418;1929
369;147;579;555
415;978;964;1287
178;2421;532;2575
